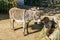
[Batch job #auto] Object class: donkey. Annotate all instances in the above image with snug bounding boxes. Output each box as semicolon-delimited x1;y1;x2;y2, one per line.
9;7;41;35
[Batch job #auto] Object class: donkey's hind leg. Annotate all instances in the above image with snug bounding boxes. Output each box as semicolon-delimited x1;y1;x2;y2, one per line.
10;19;14;30
23;22;26;36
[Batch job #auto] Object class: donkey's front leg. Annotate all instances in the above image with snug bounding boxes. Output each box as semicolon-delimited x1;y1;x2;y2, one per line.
26;22;30;34
23;22;29;36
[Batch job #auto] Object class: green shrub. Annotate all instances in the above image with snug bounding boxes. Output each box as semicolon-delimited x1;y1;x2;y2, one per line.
0;0;18;11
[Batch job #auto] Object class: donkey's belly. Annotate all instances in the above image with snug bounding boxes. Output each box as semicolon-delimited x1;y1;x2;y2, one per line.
13;13;29;23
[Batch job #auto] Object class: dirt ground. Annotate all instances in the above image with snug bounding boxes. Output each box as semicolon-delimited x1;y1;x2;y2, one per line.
0;14;59;40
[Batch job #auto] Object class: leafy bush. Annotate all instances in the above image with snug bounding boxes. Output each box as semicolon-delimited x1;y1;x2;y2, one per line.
0;0;18;12
25;0;48;7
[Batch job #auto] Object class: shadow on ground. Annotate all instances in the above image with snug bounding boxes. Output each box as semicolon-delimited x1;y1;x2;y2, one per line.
0;14;9;20
14;21;44;35
27;22;44;35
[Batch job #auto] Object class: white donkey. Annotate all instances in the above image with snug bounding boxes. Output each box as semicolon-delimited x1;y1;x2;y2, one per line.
9;7;41;35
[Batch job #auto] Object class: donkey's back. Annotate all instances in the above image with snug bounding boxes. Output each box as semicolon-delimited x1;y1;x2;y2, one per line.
9;7;25;21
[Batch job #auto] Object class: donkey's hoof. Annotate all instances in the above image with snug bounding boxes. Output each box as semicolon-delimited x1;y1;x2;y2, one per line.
23;33;29;36
12;28;15;31
24;34;26;36
35;22;37;24
27;32;29;34
24;34;28;36
11;28;15;30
